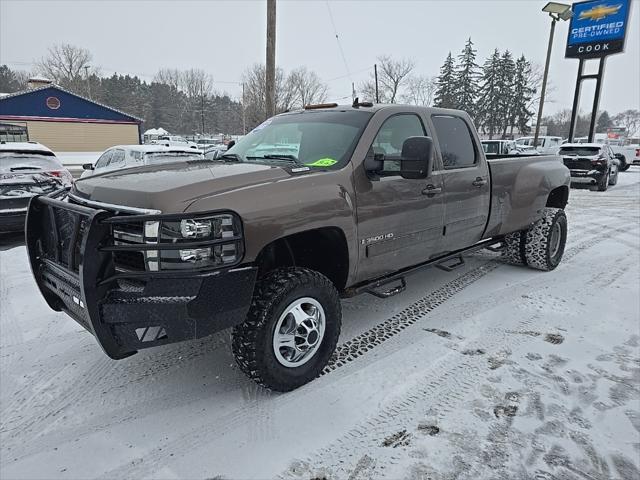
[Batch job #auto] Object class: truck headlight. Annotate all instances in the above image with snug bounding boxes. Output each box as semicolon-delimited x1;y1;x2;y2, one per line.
155;213;243;270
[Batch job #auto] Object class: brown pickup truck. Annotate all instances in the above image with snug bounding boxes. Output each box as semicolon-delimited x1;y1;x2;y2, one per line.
26;103;570;391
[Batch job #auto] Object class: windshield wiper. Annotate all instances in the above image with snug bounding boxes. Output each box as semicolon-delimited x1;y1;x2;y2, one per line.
247;154;299;162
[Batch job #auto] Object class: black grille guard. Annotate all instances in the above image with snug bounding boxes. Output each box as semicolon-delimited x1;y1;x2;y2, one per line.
25;189;252;359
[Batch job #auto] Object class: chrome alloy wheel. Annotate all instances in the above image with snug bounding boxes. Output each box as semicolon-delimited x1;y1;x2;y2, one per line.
549;222;562;258
273;297;325;368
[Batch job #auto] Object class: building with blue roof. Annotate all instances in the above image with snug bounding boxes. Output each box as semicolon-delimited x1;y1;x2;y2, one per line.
0;78;142;152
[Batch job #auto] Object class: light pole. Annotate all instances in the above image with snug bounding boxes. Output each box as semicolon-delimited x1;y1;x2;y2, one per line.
533;2;573;148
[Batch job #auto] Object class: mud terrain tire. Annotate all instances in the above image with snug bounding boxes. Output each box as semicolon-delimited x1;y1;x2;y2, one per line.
502;231;525;266
232;267;341;392
524;207;567;271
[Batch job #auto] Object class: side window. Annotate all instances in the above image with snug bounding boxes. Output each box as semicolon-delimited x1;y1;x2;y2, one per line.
95;150;113;168
111;149;125;165
431;115;477;169
371;114;426;173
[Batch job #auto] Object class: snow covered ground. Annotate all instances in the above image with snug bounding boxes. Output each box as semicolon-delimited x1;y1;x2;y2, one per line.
1;170;639;480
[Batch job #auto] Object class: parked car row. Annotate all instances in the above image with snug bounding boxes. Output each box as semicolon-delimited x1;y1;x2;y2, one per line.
1;141;212;233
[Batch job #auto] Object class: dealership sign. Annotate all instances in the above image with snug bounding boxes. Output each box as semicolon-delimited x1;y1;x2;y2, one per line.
566;0;631;58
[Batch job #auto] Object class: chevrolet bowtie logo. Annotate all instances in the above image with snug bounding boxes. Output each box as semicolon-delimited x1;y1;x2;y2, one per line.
579;3;622;21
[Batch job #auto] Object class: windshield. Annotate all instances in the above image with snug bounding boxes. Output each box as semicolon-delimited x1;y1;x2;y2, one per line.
559;146;601;156
227;110;373;169
143;152;204;164
0;152;62;172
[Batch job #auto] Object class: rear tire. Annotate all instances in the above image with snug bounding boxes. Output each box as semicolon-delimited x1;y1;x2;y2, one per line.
597;171;609;191
524;207;567;271
609;167;618;185
232;267;341;392
502;231;526;266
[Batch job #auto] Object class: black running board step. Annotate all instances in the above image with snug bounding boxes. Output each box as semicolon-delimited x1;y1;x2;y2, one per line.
435;255;465;272
367;277;406;299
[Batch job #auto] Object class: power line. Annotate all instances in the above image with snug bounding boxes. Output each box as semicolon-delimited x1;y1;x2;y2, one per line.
325;0;352;86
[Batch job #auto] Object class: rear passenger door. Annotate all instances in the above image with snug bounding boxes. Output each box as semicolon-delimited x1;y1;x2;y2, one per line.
432;114;490;252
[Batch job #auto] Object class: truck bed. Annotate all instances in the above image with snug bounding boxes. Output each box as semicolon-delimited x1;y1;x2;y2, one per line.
484;155;570;238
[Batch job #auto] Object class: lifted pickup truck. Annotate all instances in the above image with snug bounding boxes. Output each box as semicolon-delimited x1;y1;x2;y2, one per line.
26;104;570;391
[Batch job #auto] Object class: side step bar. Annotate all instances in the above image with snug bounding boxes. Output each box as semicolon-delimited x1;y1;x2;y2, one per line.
366;278;406;299
345;237;503;299
435;255;465;272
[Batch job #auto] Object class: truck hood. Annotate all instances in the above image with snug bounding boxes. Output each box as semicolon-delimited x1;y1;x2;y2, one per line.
72;161;292;213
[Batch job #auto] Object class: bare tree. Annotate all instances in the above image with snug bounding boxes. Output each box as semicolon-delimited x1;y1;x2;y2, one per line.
526;62;554;114
181;69;213;99
401;75;437;106
242;64;298;127
154;68;183;91
360;55;415;103
36;43;97;92
612;109;640;139
289;67;328;108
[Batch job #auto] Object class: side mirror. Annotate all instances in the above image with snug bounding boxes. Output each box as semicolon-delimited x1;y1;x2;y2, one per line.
363;147;385;172
400;136;433;179
614;153;623;160
82;163;94;170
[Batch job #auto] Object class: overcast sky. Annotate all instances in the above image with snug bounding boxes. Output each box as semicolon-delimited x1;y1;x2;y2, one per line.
1;0;638;116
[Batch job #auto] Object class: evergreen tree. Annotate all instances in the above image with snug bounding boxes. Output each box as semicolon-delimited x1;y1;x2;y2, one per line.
476;49;502;138
434;52;456;109
511;55;535;136
453;38;479;117
496;50;516;137
596;111;613;133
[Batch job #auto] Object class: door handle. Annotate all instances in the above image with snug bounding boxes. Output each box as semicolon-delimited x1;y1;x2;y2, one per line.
472;177;487;187
422;184;442;196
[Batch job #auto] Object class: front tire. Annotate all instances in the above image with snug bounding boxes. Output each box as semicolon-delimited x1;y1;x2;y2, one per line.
524;207;567;271
232;267;341;392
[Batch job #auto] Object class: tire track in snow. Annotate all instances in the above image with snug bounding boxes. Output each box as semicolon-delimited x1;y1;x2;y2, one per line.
0;216;630;463
89;219;633;480
278;224;637;479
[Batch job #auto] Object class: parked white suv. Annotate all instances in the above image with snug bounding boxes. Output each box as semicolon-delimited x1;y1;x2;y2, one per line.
481;140;539;156
80;145;204;178
152;135;198;149
516;136;563;155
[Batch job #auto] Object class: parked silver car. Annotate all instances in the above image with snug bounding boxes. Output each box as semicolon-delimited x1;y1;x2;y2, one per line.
80;145;204;178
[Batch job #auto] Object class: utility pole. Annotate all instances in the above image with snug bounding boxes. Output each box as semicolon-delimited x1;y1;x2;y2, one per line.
84;65;91;99
534;16;556;148
201;91;205;135
242;82;246;134
265;0;276;119
374;64;379;103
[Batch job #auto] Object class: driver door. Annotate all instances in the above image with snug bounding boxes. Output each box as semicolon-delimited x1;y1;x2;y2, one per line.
355;113;445;281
